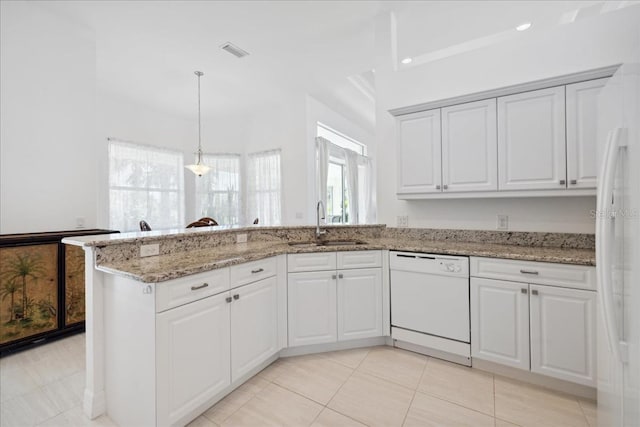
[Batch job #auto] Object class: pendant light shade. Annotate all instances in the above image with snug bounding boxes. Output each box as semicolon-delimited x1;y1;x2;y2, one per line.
186;71;211;177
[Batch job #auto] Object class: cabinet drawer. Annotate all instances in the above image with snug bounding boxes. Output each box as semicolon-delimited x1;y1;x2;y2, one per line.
230;257;276;288
337;250;382;269
156;268;230;312
470;257;595;290
288;252;337;272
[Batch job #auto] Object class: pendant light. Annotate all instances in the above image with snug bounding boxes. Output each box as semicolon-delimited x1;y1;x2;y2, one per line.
185;71;211;177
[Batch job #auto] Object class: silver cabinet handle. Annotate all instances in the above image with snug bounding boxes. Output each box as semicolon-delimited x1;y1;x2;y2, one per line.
338;273;344;279
520;269;539;275
251;268;264;274
332;274;337;280
191;283;209;291
233;294;240;300
226;296;232;303
443;185;448;190
559;179;566;185
570;179;577;185
521;288;528;294
531;289;539;296
435;185;441;190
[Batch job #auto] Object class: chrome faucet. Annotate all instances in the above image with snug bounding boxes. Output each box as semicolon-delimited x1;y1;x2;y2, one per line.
316;200;327;238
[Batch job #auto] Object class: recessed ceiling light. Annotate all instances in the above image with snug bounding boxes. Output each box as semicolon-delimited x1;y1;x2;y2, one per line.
516;22;532;31
401;57;413;64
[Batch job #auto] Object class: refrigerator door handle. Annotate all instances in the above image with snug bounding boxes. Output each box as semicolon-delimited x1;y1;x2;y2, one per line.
596;127;627;364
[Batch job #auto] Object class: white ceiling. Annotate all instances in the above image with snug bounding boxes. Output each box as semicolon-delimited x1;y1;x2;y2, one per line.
40;0;383;121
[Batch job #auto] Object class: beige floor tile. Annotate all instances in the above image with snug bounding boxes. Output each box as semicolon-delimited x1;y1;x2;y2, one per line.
41;371;85;413
311;408;366;427
37;404;116;427
187;415;219;427
222;383;323;427
321;347;371;369
256;358;292;381
494;377;588;427
495;419;520;427
204;388;255;424
579;399;597;427
0;362;40;402
404;391;495;427
327;371;414;427
274;356;353;404
204;375;271;424
357;346;428;390
1;388;62;427
418;357;495;416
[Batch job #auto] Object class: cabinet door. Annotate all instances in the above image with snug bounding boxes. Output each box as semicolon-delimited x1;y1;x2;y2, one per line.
337;268;382;341
442;99;497;192
566;78;608;189
471;278;529;370
497;87;566;190
288;271;337;346
530;285;596;386
157;292;231;426
230;276;278;382
396;109;442;194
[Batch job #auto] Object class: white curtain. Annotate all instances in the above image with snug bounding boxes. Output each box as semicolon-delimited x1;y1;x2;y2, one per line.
108;139;185;232
316;137;330;206
357;155;374;224
345;150;359;224
247;149;282;226
195;153;241;225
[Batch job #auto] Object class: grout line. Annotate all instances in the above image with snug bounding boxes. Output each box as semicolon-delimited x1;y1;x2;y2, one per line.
400;356;429;427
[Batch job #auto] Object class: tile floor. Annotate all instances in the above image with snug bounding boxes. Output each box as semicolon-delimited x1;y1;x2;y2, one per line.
0;334;597;427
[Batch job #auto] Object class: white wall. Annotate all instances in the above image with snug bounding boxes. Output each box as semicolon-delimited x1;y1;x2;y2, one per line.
0;1;97;234
375;6;640;233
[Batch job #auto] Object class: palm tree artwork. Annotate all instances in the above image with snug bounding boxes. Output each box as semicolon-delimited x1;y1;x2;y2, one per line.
0;244;58;344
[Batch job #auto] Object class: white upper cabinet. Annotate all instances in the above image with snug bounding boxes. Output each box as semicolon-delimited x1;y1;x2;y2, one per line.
566;78;608;189
497;86;567;191
441;99;498;192
396;109;442;194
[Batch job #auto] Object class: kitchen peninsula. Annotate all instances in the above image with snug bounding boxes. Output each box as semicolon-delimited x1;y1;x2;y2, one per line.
64;225;595;426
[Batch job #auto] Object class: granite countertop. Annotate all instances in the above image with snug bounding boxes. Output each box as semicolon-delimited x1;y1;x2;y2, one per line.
97;237;596;283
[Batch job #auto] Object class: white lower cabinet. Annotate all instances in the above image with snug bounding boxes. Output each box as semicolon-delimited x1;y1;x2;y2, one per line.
337;268;382;341
470;258;597;387
156;293;231;427
287;271;338;346
529;284;596;386
287;251;383;347
230;276;279;382
470;278;530;370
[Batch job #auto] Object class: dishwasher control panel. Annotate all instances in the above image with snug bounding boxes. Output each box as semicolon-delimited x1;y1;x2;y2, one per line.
390;251;469;277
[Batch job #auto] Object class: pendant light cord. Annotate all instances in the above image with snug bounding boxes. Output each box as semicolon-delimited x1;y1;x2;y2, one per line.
195;70;204;164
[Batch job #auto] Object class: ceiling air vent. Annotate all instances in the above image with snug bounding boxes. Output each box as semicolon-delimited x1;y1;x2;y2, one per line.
220;42;250;58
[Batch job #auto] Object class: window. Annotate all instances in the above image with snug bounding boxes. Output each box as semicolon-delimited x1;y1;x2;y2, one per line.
317;122;366;156
247;150;282;226
316;124;373;224
108;140;184;232
195;154;241;225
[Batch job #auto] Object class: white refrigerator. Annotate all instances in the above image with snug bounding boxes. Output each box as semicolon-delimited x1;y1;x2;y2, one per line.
596;63;640;427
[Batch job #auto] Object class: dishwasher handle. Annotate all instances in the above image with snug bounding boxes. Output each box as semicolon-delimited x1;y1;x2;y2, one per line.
395;254;436;260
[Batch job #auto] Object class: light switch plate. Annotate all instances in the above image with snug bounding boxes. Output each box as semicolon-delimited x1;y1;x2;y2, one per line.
497;214;509;230
236;233;248;243
397;216;409;228
140;244;160;257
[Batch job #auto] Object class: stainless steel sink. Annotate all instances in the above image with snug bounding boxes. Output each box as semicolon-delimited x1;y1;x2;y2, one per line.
287;240;367;247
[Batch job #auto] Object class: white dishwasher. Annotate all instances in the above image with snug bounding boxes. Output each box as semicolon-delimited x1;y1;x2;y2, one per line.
390;251;471;365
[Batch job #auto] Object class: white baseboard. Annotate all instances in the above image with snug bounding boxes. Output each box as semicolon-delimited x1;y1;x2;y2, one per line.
279;336;387;358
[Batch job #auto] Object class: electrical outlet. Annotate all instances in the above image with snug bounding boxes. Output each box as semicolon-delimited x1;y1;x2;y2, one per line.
397;215;409;228
497;215;509;230
236;233;248;243
140;244;160;257
76;217;85;228
295;212;303;219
